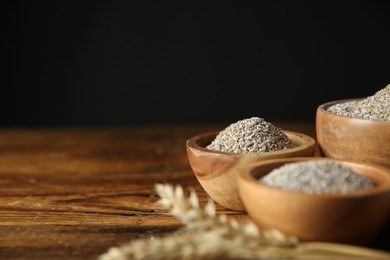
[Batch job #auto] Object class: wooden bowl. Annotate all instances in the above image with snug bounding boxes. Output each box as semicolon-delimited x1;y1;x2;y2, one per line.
316;99;390;168
237;157;390;245
186;130;316;211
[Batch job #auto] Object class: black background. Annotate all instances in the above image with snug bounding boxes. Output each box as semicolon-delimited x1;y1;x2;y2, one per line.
1;1;389;127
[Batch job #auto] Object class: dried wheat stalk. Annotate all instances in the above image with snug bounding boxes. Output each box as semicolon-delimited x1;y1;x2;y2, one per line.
99;183;390;260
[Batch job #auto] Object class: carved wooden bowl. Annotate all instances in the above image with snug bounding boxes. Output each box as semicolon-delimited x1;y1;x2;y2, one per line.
186;130;316;211
316;99;390;168
237;157;390;245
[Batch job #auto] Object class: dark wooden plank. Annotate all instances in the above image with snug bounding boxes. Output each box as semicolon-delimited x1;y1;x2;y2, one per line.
0;125;249;259
0;124;387;259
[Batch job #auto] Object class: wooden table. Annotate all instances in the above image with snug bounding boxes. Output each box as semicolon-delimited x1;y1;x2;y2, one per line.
0;123;388;259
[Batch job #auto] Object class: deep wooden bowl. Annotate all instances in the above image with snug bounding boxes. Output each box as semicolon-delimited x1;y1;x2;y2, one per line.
237;157;390;245
316;99;390;168
186;130;316;211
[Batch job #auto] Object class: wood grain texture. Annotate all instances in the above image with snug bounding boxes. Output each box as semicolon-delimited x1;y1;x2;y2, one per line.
237;157;390;245
186;130;316;211
0;123;388;259
316;100;390;168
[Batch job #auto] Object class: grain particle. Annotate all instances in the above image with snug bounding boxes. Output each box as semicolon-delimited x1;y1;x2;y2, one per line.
206;117;295;153
327;85;390;121
260;160;374;194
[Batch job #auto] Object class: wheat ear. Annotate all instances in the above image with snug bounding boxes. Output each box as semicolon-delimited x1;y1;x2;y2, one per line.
99;183;390;260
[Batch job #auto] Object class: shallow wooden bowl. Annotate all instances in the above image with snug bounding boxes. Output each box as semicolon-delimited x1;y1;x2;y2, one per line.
186;130;316;211
237;157;390;245
316;99;390;168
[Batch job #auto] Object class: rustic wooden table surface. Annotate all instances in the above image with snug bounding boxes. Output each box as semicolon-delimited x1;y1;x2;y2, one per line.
0;122;388;259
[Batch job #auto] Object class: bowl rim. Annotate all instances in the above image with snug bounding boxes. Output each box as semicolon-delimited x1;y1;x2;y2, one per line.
238;157;390;199
317;98;390;124
186;130;316;157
